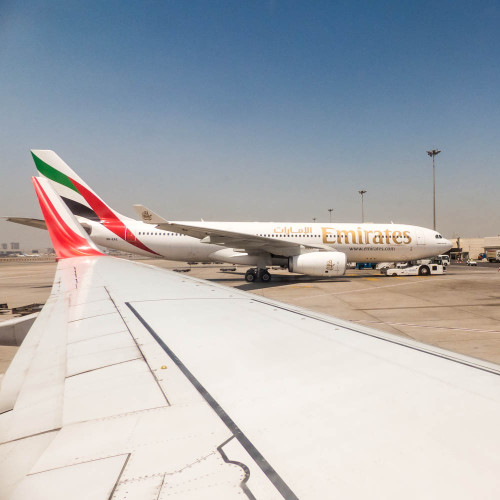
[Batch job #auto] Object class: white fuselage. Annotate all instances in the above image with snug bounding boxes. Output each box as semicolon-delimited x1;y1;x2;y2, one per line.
82;218;452;266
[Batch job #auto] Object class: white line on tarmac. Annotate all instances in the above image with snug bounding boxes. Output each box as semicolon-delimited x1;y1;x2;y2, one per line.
291;274;500;301
0;274;46;280
354;320;500;335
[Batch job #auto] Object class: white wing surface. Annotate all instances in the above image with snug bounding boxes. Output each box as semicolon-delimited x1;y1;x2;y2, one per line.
1;178;500;499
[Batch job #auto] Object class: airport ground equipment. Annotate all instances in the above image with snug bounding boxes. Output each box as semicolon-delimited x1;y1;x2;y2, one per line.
487;249;500;263
437;254;450;266
382;263;445;276
355;262;377;269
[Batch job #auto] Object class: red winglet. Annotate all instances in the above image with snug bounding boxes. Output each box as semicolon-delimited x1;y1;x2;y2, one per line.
32;177;104;259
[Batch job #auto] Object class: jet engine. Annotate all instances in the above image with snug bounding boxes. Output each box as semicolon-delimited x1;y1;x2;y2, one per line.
288;252;346;277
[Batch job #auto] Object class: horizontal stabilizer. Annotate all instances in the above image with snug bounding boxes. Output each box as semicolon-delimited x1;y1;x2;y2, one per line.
2;217;47;230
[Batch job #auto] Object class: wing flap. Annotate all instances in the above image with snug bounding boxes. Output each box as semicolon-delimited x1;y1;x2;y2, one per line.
0;293;66;442
63;359;168;425
66;330;141;377
10;454;128;500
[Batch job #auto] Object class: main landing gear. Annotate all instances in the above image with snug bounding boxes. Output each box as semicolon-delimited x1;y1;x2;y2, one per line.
245;268;271;283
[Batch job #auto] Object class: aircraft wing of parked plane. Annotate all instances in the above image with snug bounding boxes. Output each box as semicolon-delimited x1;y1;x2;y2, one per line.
2;177;500;499
133;204;333;255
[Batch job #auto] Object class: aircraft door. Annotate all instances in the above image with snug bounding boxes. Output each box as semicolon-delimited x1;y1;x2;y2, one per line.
415;230;425;245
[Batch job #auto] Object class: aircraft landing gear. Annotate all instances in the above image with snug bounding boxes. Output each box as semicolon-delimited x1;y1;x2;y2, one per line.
260;270;271;282
244;268;271;283
245;269;256;282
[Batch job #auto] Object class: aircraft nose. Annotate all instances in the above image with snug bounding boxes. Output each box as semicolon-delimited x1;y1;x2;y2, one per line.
443;238;453;251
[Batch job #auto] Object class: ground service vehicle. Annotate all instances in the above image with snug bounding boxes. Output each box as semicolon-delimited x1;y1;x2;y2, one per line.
356;262;377;270
487;249;500;263
467;259;477;266
382;263;445;276
438;254;450;266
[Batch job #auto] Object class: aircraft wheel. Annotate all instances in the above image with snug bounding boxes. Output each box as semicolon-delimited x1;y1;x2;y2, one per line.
260;271;271;282
245;269;256;282
419;265;430;276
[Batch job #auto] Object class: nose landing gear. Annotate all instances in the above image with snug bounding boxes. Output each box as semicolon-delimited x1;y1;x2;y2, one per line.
244;268;271;283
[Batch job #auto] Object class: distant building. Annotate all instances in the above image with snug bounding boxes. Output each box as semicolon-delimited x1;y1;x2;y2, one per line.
10;242;20;250
1;243;7;250
446;235;500;260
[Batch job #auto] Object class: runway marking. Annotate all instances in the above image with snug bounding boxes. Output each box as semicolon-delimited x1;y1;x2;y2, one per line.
354;320;500;335
292;278;431;299
0;274;49;280
291;274;500;301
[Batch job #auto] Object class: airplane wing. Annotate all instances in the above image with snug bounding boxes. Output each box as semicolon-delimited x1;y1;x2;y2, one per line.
2;216;47;230
2;177;500;499
133;204;332;256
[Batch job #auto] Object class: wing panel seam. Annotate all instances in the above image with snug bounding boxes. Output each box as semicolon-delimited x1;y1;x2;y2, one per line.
125;301;298;500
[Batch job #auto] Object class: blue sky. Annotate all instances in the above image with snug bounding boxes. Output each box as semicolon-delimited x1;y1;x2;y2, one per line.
1;0;499;248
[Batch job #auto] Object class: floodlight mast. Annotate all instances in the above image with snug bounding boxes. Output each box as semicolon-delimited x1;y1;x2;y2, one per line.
328;208;334;223
426;149;441;230
358;190;367;223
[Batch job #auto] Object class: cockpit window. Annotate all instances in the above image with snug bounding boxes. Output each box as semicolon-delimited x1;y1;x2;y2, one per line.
435;234;443;239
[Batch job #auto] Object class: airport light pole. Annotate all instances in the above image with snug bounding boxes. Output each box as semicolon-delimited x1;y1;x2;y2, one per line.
426;149;441;230
328;208;333;223
312;217;317;223
358;190;367;223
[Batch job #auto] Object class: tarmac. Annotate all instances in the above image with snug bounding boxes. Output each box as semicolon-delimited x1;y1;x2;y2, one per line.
1;258;500;374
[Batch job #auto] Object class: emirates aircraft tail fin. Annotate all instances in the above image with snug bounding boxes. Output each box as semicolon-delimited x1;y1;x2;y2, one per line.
31;150;130;224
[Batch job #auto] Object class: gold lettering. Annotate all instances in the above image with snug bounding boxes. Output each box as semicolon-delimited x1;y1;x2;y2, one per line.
373;230;384;244
357;227;363;244
384;229;391;244
322;227;335;243
337;229;357;244
364;230;373;244
403;230;412;244
393;230;402;244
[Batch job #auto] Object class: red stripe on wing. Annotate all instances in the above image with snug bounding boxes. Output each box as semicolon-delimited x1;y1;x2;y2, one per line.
32;177;104;259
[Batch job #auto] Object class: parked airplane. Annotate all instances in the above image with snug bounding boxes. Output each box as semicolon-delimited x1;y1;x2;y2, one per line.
2;176;500;499
8;150;452;282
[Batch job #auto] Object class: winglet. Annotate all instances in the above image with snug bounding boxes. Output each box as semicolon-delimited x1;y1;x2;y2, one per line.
32;176;104;259
132;204;168;225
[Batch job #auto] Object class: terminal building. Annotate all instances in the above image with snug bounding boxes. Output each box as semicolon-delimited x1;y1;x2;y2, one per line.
447;236;500;261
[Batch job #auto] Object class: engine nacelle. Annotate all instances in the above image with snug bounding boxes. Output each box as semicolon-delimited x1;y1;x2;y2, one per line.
288;252;346;277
